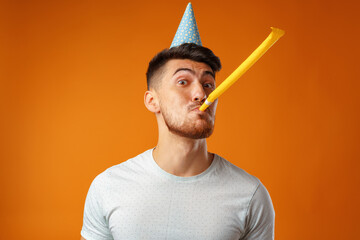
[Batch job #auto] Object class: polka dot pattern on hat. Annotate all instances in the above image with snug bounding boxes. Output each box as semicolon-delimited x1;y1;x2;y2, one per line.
170;3;202;48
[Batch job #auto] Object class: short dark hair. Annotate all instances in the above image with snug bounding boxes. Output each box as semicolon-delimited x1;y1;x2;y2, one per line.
146;43;222;90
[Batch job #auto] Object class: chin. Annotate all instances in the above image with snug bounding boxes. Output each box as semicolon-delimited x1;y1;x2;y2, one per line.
169;123;214;139
162;108;216;139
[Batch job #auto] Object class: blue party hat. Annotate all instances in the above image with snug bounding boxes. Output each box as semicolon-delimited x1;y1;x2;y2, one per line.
170;3;202;48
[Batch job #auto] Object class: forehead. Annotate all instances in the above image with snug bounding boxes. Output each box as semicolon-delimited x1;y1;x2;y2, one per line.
164;59;213;74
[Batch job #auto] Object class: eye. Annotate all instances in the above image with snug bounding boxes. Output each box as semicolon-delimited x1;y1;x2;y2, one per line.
177;80;188;85
203;83;215;89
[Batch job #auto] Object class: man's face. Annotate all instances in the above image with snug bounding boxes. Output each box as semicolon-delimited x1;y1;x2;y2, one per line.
156;59;218;139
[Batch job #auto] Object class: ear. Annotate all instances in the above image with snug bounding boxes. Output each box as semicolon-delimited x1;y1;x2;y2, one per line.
144;90;160;113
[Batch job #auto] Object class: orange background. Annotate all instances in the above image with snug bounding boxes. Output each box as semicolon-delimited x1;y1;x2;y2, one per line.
1;0;359;239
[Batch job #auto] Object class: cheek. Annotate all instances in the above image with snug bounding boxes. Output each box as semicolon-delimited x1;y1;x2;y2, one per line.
160;97;183;116
170;94;187;108
211;99;218;113
159;90;189;113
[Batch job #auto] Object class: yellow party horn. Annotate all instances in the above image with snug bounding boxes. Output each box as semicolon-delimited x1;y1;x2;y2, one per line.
199;27;285;111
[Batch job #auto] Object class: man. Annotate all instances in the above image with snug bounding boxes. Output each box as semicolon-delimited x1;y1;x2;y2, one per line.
81;3;274;240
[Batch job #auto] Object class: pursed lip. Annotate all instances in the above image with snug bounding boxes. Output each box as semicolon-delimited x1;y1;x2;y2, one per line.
190;105;208;114
189;105;201;111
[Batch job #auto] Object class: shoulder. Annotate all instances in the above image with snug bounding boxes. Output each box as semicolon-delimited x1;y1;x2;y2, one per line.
214;154;275;238
90;149;153;190
213;154;274;206
214;154;261;189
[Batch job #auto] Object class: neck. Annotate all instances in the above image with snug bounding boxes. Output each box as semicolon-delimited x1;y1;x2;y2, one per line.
153;131;213;177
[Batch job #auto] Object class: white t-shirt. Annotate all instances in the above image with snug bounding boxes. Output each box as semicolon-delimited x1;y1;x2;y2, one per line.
81;149;275;240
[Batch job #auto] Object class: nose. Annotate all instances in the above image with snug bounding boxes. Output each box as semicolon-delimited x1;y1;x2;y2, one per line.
192;82;206;102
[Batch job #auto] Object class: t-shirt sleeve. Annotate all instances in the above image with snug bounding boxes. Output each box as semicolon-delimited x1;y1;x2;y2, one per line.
241;182;275;240
81;176;114;240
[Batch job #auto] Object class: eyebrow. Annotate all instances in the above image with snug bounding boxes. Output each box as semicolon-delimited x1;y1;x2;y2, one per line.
173;68;215;79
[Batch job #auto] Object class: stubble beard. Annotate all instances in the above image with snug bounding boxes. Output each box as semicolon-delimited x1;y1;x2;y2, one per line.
160;102;215;139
